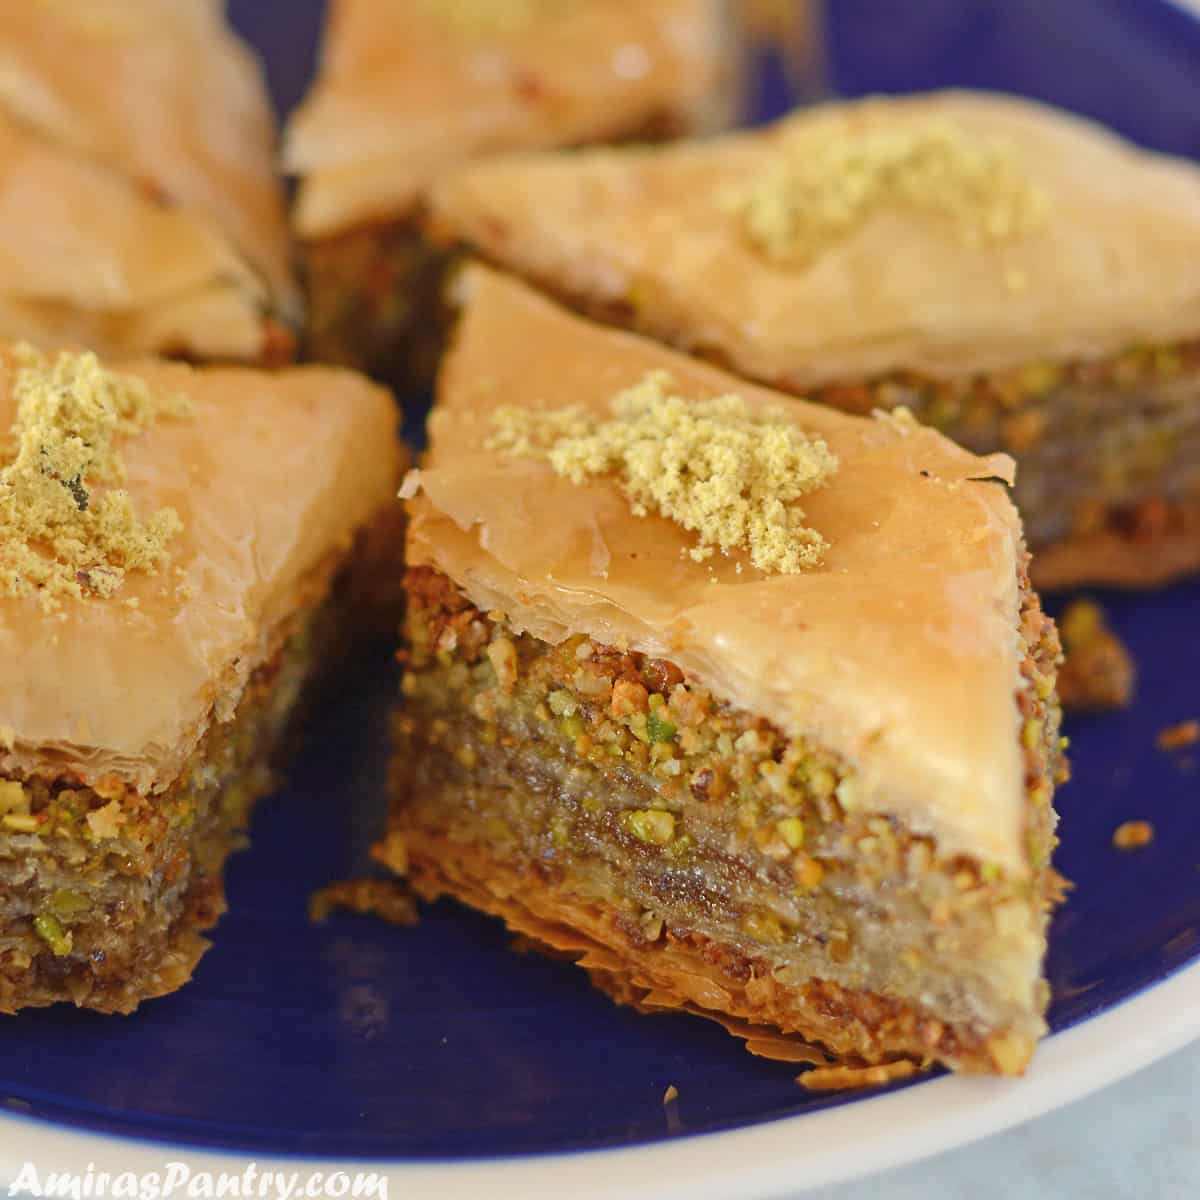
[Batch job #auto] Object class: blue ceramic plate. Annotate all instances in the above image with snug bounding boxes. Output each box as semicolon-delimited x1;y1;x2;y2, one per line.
2;2;1199;1195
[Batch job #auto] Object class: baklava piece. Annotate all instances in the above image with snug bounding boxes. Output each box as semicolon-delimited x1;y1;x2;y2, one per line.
0;343;403;1012
428;91;1200;588
0;2;297;363
284;0;745;384
380;266;1066;1076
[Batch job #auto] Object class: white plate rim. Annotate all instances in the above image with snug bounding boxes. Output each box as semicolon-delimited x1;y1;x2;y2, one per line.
2;958;1198;1199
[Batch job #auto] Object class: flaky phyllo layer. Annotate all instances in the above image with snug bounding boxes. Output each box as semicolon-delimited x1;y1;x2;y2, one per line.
386;566;1065;1074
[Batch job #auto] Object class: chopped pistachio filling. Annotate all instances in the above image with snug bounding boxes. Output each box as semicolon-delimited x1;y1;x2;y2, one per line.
488;370;838;572
808;338;1200;548
737;117;1051;266
0;605;324;1010
622;809;676;845
33;912;72;957
394;565;1065;1058
0;346;192;608
400;566;1064;919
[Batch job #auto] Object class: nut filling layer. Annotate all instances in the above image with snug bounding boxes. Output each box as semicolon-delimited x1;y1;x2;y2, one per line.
0;574;350;1014
386;565;1066;1075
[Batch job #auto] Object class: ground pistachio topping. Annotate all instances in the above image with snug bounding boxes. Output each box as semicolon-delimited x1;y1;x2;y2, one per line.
419;0;577;36
737;117;1051;266
0;346;193;609
487;370;838;573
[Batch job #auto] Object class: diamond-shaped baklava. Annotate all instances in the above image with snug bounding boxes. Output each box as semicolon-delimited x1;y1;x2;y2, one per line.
381;266;1066;1076
0;344;402;1011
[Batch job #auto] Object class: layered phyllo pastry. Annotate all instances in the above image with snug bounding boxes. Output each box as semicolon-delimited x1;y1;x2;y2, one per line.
380;265;1067;1077
427;90;1200;588
0;1;297;364
284;0;746;384
0;342;402;1012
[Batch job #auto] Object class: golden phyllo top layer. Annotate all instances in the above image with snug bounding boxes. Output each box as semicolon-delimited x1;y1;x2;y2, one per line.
429;90;1200;383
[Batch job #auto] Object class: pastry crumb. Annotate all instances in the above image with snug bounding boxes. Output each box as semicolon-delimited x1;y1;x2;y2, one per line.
737;117;1050;266
1056;599;1135;711
1156;720;1199;752
488;370;838;573
1112;820;1154;851
0;346;192;609
798;1058;920;1092
662;1081;682;1133
308;878;419;926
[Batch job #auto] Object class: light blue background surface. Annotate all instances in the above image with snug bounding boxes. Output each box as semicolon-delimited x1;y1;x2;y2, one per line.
816;1039;1200;1198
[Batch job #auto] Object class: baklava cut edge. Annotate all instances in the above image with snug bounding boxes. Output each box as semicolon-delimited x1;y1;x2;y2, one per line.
0;527;390;1014
380;562;1066;1076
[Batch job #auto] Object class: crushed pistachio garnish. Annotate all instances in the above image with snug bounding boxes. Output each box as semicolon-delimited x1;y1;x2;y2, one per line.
487;370;838;573
419;0;576;36
0;346;192;609
737;117;1051;266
